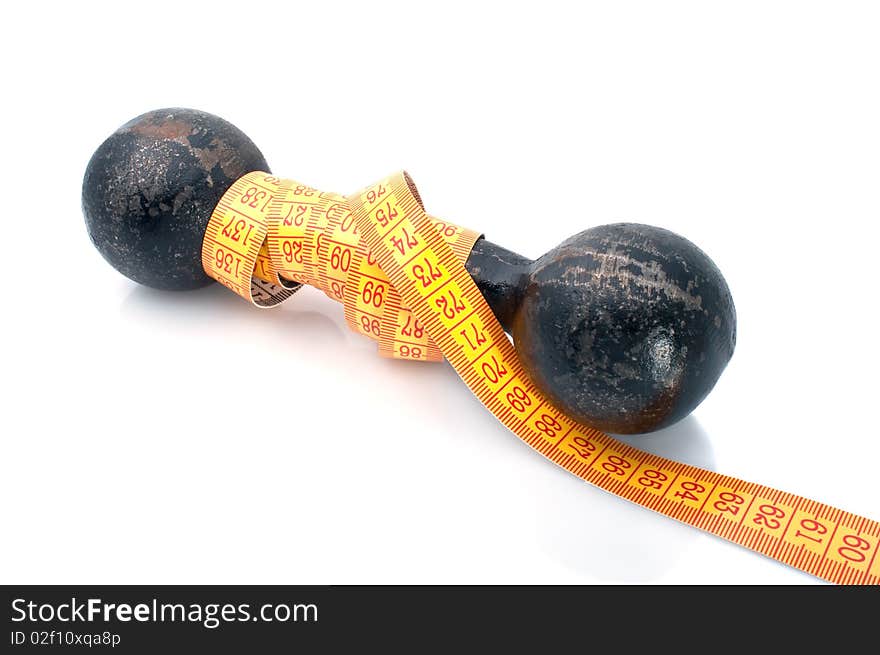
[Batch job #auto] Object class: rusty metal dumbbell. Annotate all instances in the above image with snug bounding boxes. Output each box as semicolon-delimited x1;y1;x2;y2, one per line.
82;108;736;434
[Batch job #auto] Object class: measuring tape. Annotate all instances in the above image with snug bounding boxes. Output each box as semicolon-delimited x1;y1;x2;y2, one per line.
203;171;879;584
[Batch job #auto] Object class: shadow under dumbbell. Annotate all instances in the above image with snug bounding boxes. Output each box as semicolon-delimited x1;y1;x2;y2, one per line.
121;278;719;582
120;282;349;345
538;416;717;582
613;415;716;470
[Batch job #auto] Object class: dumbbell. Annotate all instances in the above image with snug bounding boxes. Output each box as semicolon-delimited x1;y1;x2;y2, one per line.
82;108;736;434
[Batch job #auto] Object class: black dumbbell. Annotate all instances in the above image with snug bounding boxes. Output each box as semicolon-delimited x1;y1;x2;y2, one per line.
82;108;736;434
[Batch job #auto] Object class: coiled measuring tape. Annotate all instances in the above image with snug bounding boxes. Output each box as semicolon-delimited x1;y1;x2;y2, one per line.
203;171;879;584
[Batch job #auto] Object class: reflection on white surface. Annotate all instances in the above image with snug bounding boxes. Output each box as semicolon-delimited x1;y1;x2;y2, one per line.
615;416;716;470
120;282;722;583
121;283;348;344
539;417;716;582
119;283;365;379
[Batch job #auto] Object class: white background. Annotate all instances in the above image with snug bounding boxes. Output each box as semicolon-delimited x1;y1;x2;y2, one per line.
1;1;878;584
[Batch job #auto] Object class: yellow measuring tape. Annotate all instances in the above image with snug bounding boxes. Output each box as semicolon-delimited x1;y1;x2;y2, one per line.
203;171;879;585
